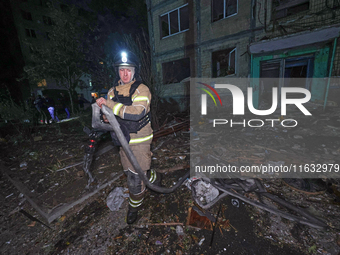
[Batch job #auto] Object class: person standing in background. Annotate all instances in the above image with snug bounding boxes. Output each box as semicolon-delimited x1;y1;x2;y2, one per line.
58;92;70;119
45;95;59;123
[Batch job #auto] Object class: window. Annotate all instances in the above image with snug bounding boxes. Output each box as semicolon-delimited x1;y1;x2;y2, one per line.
162;58;190;84
43;16;53;25
259;56;314;104
272;0;309;19
160;4;189;39
212;48;236;77
25;28;36;38
21;10;32;21
212;0;238;22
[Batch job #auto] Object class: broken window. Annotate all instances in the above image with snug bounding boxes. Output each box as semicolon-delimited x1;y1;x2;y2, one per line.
160;4;189;39
21;10;32;21
212;0;238;22
212;48;236;77
272;0;309;20
259;56;314;104
43;16;53;25
162;58;190;84
25;28;36;38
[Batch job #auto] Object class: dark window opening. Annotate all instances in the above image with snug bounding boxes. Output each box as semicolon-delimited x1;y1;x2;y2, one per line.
259;56;314;104
272;0;309;19
259;61;281;106
212;48;236;77
261;61;281;78
162;58;190;84
21;10;32;21
161;15;169;38
43;16;53;25
169;10;179;34
25;28;36;38
212;0;238;22
179;5;189;31
160;4;189;39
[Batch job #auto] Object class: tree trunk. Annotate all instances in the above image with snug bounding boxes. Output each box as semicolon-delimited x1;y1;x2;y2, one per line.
67;66;74;115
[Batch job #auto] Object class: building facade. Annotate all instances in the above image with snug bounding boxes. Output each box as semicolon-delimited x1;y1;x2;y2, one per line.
9;0;93;102
146;0;340;109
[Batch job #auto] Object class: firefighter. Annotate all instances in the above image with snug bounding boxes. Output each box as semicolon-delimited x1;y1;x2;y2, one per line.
96;51;159;224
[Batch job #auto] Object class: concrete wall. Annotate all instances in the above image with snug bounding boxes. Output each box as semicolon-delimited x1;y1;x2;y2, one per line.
147;0;253;102
147;0;340;110
10;0;53;64
253;0;340;45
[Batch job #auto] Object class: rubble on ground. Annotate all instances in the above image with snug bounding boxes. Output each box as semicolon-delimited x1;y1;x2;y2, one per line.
0;106;340;254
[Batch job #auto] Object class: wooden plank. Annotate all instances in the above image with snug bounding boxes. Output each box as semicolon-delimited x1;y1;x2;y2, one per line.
0;161;49;221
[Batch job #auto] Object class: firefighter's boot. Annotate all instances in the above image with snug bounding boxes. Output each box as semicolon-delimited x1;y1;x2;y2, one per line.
127;191;144;224
147;169;162;189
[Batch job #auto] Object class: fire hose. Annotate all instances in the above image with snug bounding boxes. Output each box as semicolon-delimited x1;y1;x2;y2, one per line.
91;103;190;193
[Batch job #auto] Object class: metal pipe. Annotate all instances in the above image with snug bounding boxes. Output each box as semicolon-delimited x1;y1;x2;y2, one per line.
323;37;338;111
101;105;190;193
211;180;327;229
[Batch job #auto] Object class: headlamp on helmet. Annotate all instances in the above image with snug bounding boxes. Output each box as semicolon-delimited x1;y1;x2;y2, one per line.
121;52;127;63
114;51;137;67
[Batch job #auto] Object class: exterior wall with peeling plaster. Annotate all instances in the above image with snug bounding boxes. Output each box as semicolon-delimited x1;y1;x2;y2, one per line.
146;0;340;110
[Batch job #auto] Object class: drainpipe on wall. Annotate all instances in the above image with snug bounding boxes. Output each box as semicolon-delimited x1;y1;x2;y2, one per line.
250;54;253;78
196;0;201;77
323;37;338;111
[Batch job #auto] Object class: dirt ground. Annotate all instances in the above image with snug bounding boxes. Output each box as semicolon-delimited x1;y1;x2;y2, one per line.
0;106;340;255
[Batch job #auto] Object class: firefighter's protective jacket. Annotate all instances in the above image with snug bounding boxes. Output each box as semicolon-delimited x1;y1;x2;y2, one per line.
105;80;153;145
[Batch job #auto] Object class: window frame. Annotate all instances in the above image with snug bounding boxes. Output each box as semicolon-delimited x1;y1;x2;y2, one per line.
212;0;238;23
160;3;189;39
212;47;237;78
25;28;37;38
43;15;53;25
162;57;191;84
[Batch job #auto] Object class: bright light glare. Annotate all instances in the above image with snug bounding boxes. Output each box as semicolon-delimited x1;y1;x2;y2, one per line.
121;52;127;58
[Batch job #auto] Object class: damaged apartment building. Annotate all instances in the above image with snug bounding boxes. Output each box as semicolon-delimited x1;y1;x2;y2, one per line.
146;0;340;110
